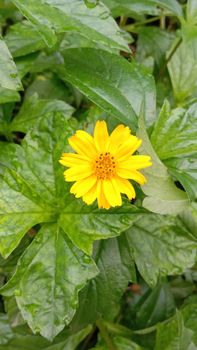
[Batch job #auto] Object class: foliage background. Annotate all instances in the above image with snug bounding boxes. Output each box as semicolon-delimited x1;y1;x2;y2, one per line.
0;0;197;349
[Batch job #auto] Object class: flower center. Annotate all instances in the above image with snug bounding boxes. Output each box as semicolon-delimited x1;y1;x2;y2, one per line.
94;152;116;180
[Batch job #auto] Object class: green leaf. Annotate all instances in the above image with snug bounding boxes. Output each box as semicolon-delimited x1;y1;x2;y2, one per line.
137;27;175;69
138;116;189;215
57;48;156;128
0;142;21;175
0;87;20;104
5;21;45;57
15;53;39;79
151;101;197;160
0;169;53;258
102;0;182;17
125;213;197;287
92;335;144;350
59;204;142;255
133;283;175;329
72;233;136;329
182;296;197;345
1;224;98;340
187;0;197;22
0;313;14;345
167;39;197;102
11;0;129;52
155;310;196;350
10;94;74;133
165;156;197;201
0;38;22;91
0;326;91;350
150;101;197;201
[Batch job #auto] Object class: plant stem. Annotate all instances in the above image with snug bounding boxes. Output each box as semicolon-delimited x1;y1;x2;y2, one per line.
119;16;128;27
160;14;165;29
123;16;160;32
166;36;182;64
158;36;182;78
96;319;118;350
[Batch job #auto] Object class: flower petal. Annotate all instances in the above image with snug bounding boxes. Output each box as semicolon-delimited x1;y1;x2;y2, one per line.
108;124;131;153
68;134;97;159
83;182;98;205
115;177;136;199
70;175;97;197
117;168;146;185
118;155;152;170
94;120;109;152
64;165;93;181
97;180;110;209
103;178;122;207
116;136;142;161
59;153;90;167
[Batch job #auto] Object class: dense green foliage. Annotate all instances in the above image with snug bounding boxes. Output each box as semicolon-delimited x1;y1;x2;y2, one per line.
0;0;197;349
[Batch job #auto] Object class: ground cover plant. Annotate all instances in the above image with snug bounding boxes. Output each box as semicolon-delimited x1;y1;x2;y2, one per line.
0;0;197;348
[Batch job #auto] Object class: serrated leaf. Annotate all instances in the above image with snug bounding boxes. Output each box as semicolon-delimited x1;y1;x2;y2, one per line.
151;101;197;160
155;310;196;350
165;156;197;201
10;94;74;133
0;325;91;350
1;224;98;340
138;116;189;214
0;142;22;175
59;204;142;255
167;39;197;102
102;0;182;17
150;101;197;201
125;213;197;287
57;48;156;128
0;313;14;345
72;233;136;330
0;87;20;104
0;38;22;91
5;21;45;57
11;0;129;52
0;169;53;258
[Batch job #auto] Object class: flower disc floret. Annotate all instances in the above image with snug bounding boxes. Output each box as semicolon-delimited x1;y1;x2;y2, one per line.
59;120;152;209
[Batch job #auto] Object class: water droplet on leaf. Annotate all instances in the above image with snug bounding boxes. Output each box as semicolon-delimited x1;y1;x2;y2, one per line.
84;0;99;9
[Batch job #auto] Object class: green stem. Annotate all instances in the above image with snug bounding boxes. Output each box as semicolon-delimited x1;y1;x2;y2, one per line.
158;36;182;78
160;14;165;29
96;320;118;350
166;36;182;63
119;16;128;27
123;16;160;32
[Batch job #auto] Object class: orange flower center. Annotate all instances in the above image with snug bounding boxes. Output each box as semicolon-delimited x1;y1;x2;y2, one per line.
94;152;116;180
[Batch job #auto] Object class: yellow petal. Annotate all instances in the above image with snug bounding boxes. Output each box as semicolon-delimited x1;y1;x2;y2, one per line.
83;182;98;205
117;168;146;185
115;177;136;199
103;178;122;207
68;134;97;159
64;165;93;181
59;153;90;167
76;130;97;153
97;180;111;209
118;155;152;170
94;120;109;152
108;124;131;153
116;136;142;161
70;175;97;197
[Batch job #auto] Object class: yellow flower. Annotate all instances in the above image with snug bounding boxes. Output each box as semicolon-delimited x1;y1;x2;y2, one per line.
59;121;152;209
